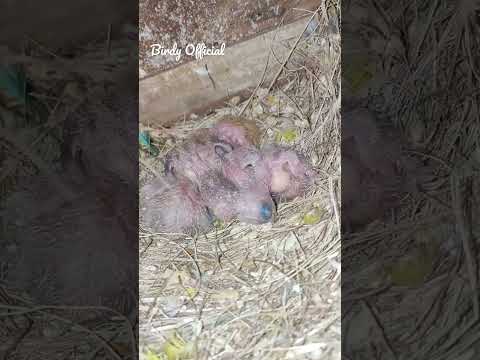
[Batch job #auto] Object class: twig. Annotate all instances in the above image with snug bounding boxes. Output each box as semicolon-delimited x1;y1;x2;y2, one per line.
265;7;322;95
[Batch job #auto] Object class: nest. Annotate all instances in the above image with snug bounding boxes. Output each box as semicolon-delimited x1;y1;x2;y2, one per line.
0;26;137;360
342;0;480;359
139;6;341;360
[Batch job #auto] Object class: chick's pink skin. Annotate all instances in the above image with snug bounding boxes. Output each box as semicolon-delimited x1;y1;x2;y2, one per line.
220;146;270;189
261;146;315;201
213;116;261;148
164;135;231;185
140;177;212;234
204;185;274;225
163;145;276;229
165;115;261;184
217;146;275;223
165;123;275;226
213;122;251;147
200;158;275;225
233;190;274;224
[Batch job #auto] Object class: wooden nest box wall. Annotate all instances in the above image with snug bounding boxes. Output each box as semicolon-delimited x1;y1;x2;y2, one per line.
139;0;319;127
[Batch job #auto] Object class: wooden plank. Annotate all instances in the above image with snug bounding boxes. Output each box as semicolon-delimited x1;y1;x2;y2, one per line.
139;17;310;127
139;0;319;75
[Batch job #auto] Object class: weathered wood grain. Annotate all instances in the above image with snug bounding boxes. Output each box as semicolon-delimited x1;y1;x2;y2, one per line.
140;17;311;127
139;0;319;75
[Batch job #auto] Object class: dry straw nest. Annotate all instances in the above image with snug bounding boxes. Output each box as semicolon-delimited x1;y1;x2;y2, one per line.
0;28;137;359
342;1;480;359
139;5;341;360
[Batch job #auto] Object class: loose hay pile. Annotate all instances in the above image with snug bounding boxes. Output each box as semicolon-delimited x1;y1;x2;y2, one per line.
139;7;341;360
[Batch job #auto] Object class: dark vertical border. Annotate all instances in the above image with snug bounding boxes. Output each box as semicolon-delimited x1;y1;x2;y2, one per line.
342;1;478;358
1;1;139;358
